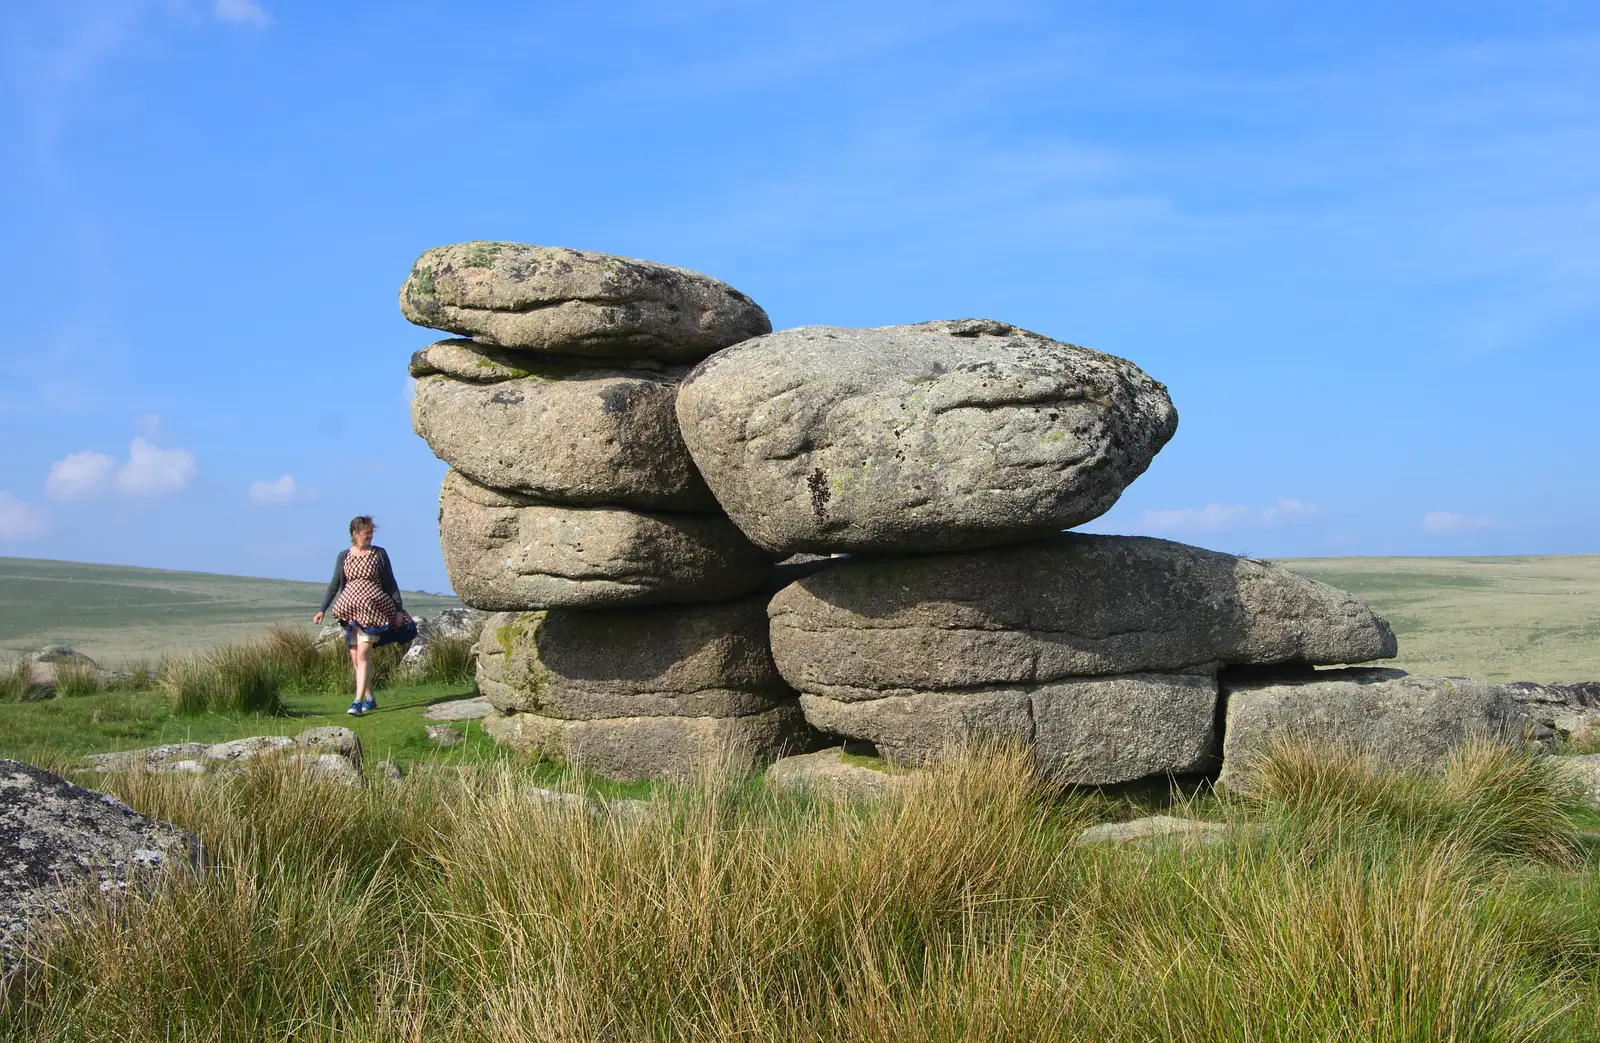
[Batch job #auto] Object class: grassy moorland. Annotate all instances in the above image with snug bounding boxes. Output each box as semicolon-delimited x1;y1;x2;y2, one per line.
1282;554;1600;683
3;741;1600;1041
0;557;461;667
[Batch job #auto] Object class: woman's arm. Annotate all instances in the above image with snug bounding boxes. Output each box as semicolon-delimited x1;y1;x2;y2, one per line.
377;548;404;611
318;551;348;614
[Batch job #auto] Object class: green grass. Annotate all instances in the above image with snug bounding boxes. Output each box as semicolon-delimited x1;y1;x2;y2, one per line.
3;742;1598;1041
0;675;648;801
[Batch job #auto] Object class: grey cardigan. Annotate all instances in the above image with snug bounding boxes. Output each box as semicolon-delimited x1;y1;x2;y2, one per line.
319;546;404;616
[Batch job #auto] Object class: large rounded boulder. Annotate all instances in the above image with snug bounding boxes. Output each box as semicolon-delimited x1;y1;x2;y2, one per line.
474;597;794;720
675;319;1179;553
438;471;773;610
411;358;718;513
399;243;771;362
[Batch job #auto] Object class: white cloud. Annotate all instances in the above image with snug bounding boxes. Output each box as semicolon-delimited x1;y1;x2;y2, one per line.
0;493;49;541
213;0;270;25
1421;510;1494;534
249;474;316;505
116;438;197;498
44;450;117;500
1136;498;1320;533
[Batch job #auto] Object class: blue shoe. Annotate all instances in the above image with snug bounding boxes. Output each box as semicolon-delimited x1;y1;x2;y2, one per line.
362;697;377;714
346;699;366;716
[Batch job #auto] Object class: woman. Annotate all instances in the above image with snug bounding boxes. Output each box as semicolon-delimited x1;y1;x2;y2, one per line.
312;515;414;716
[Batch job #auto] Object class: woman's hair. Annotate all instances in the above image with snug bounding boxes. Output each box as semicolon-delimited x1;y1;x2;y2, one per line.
349;515;376;537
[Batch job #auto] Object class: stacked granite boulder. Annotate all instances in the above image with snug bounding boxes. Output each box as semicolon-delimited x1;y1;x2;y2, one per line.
403;243;814;780
674;318;1406;785
406;245;1488;788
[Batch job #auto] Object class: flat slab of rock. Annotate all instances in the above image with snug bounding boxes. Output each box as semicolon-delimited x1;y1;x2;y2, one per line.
1219;669;1522;788
675;319;1178;553
420;696;494;722
767;747;903;800
482;702;816;782
399;242;771;362
475;597;795;720
769;535;1397;699
1;760;204;972
1073;816;1230;848
412;365;717;512
800;672;1218;784
440;470;773;610
408;338;572;382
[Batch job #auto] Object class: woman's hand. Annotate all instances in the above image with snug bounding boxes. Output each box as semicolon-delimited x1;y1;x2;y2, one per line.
312;612;324;625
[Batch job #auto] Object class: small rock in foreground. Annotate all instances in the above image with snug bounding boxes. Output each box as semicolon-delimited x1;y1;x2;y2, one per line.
1;760;205;973
425;725;464;747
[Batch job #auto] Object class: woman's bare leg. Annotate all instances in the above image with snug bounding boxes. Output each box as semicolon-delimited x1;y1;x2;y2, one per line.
352;641;370;706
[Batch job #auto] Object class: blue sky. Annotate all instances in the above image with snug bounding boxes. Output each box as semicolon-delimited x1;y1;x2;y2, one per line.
1;0;1596;594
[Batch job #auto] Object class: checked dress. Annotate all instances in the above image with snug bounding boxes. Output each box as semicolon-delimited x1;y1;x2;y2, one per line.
328;550;399;629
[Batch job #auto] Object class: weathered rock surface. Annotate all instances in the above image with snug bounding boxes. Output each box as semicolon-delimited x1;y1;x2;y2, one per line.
85;727;364;779
1500;681;1600;708
475;596;794;720
27;646;96;668
15;647;100;693
1072;815;1230;848
412;366;717;512
481;702;815;782
420;696;494;722
1;760;204;971
399;243;771;362
425;725;464;747
417;607;490;643
1500;681;1600;747
283;753;362;786
800;672;1218;783
440;470;773;610
288;727;364;776
769;535;1397;699
766;747;904;800
401;608;491;667
1218;669;1523;787
409;338;580;383
675;319;1179;553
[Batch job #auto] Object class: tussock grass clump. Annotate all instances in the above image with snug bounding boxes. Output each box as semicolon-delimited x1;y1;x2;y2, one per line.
51;660;102;698
413;634;476;687
1234;736;1583;866
0;656;34;702
260;626;408;695
108;658;158;692
5;741;1597;1041
159;644;284;716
